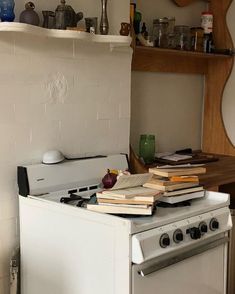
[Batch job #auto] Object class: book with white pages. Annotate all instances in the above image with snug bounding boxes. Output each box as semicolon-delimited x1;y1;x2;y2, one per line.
158;190;205;204
96;186;162;199
97;202;149;209
110;173;153;190
162;185;204;197
97;197;157;205
87;196;153;215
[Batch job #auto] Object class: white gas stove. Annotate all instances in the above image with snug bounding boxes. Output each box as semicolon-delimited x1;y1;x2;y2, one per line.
18;154;232;294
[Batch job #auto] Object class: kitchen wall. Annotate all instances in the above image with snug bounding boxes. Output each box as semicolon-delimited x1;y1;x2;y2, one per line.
0;1;131;293
130;0;206;154
131;0;235;155
1;0;235;293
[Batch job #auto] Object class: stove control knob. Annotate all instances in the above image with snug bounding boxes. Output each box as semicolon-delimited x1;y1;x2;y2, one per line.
173;229;184;243
187;227;201;240
210;218;219;231
199;222;208;235
159;233;170;248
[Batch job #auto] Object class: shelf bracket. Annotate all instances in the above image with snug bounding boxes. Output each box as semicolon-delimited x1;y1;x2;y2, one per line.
173;0;208;7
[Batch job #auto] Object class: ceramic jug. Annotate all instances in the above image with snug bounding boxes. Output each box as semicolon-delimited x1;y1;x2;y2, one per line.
120;22;130;36
19;2;40;26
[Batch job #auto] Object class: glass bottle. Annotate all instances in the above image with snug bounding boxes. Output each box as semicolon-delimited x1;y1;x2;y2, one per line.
201;12;214;53
133;10;142;35
0;0;15;22
141;22;148;40
100;0;109;35
139;134;155;164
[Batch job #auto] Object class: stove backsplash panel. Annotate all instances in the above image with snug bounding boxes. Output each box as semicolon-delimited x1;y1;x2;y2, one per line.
0;31;132;292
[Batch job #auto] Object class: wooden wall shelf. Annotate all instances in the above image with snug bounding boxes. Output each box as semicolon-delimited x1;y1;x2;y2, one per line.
132;46;232;74
132;0;235;156
0;22;132;48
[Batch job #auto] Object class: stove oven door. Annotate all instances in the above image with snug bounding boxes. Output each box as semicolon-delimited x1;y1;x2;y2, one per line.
132;236;228;294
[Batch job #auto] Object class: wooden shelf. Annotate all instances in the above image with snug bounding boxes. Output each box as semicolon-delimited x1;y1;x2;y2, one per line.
131;0;235;156
132;46;232;74
0;22;132;48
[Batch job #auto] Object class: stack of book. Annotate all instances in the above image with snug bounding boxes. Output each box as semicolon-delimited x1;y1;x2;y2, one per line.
143;165;206;204
86;173;162;215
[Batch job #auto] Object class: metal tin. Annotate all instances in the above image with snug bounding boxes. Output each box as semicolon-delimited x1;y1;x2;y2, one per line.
201;11;213;34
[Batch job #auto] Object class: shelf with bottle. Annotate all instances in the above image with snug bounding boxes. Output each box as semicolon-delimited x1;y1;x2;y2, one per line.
132;45;233;74
0;22;132;48
132;0;235;157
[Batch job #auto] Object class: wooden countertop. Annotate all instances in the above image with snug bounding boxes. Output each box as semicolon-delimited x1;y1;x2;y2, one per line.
130;147;235;207
199;155;235;189
129;146;235;192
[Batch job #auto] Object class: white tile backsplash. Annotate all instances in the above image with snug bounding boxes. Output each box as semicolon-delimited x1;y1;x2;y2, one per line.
0;31;131;293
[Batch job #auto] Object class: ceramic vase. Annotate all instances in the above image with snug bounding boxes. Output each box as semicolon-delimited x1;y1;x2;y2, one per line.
19;2;40;26
100;0;109;35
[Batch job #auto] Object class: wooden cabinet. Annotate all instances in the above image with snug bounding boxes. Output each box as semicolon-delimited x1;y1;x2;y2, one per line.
131;0;235;156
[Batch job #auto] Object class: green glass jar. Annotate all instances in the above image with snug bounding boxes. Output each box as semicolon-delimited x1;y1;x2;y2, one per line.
139;134;155;164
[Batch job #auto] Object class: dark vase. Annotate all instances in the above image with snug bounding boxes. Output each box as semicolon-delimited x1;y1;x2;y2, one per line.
100;0;109;35
0;0;15;22
19;2;40;26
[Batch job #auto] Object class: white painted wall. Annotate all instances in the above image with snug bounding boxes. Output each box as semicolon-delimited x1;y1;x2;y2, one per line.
0;0;235;293
0;1;131;292
131;72;204;153
130;0;207;154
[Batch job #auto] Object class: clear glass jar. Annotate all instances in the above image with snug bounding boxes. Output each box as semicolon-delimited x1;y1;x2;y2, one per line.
165;17;175;48
174;25;190;50
165;16;175;35
153;18;169;48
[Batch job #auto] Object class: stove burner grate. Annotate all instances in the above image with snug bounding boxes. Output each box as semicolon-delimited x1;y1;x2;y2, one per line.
60;193;94;207
157;201;191;208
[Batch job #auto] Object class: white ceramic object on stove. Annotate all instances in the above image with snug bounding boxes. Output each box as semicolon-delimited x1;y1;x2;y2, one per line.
42;150;65;164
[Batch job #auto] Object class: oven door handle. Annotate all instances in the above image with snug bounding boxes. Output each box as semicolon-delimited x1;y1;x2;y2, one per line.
138;236;229;277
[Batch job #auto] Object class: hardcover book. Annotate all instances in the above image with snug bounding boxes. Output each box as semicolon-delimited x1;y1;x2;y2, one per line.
148;166;206;177
159;190;205;204
143;179;199;191
96;186;162;199
162;186;204;197
87;196;153;215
